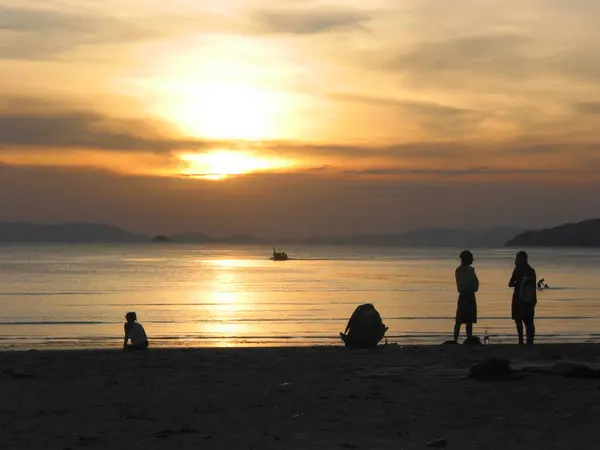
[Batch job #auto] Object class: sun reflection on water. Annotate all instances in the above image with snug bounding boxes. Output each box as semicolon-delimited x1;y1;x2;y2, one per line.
211;291;239;313
208;259;257;268
199;265;250;345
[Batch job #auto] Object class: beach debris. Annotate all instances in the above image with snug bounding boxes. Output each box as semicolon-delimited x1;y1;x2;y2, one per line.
2;368;36;379
551;362;600;379
468;358;523;380
291;412;304;420
77;435;97;445
516;361;600;379
426;437;448;448
154;425;197;439
277;381;294;393
463;336;483;346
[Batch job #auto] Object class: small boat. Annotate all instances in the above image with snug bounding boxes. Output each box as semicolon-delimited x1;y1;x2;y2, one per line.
272;247;289;261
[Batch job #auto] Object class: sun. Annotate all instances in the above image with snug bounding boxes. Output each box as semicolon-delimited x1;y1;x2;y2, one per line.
155;82;284;140
179;150;290;180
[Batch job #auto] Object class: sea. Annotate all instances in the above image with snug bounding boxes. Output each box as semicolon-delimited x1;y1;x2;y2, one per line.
0;244;599;350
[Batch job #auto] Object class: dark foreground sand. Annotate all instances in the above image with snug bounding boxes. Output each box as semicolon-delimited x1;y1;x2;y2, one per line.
2;344;600;449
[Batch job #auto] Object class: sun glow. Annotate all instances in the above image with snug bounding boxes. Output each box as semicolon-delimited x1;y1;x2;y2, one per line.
180;150;290;180
152;81;285;140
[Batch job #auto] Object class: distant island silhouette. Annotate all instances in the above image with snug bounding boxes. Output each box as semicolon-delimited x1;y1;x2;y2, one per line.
0;221;528;247
4;220;598;247
0;222;147;243
506;218;600;247
303;227;522;248
152;235;173;243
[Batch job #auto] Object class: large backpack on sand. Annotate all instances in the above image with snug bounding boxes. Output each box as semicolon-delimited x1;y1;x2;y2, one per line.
340;304;388;349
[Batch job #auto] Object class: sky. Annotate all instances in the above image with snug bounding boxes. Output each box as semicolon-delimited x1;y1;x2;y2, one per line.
1;0;599;237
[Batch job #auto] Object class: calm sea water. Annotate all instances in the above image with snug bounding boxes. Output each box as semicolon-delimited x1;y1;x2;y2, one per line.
0;244;599;350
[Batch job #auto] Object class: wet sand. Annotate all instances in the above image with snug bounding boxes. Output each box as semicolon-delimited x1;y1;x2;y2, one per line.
2;344;600;449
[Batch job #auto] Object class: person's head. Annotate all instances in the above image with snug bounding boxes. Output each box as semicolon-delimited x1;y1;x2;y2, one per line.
460;250;474;266
125;312;137;323
515;251;528;267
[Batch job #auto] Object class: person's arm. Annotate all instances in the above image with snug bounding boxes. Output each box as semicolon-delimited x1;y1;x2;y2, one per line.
455;268;461;292
344;312;355;334
508;269;517;288
345;306;362;334
123;323;129;350
344;314;353;334
472;269;479;293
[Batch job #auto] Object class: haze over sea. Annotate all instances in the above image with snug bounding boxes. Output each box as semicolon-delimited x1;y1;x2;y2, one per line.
0;244;599;350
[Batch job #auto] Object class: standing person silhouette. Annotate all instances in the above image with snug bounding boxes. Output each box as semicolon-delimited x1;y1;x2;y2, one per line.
509;251;537;345
454;250;479;342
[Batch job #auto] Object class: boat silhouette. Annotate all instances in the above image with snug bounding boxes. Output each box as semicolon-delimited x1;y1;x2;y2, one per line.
271;247;289;261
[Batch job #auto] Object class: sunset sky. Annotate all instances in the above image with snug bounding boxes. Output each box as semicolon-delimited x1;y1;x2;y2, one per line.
1;0;599;237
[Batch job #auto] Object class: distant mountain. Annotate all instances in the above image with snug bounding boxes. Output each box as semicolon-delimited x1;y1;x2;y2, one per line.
0;222;147;243
0;221;525;246
306;227;523;248
506;219;600;247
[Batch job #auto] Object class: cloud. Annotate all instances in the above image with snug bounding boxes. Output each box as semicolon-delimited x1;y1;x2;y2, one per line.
0;97;474;161
508;145;561;155
1;97;596;181
0;106;203;153
342;166;565;177
385;32;534;87
0;5;88;31
325;92;474;117
574;102;600;115
366;2;600;93
324;92;489;137
251;7;369;34
266;140;472;161
0;3;370;61
0;5;168;60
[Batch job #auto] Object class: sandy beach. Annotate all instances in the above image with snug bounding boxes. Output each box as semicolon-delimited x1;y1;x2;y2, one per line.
2;344;600;449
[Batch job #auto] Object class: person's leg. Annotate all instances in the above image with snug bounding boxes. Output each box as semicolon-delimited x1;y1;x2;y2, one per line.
453;322;461;342
466;323;473;339
525;317;535;345
131;341;149;350
515;320;524;344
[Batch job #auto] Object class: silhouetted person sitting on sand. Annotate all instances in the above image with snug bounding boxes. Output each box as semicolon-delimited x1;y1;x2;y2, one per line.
123;312;148;351
509;251;537;345
537;278;549;289
340;303;388;349
454;250;479;342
